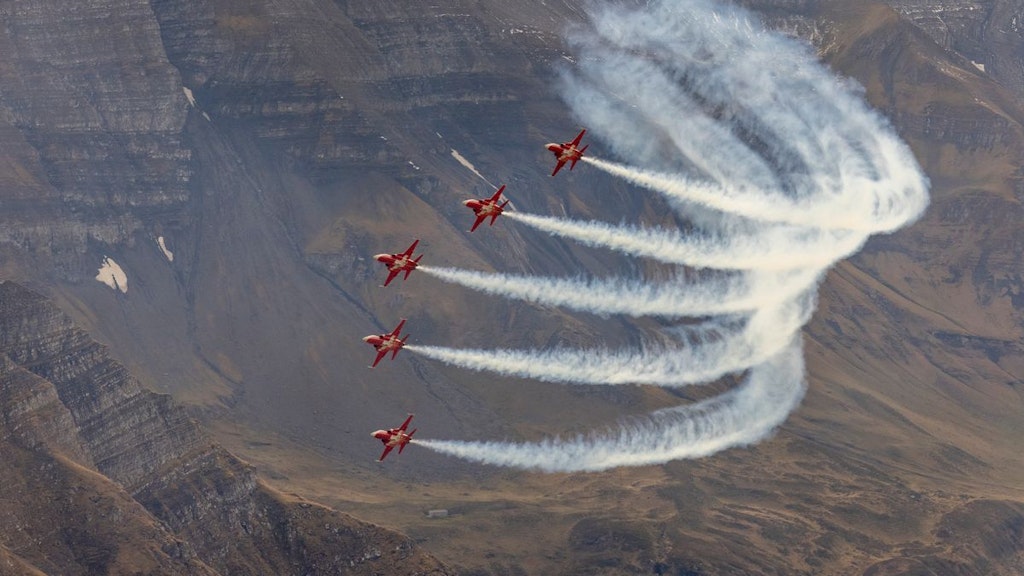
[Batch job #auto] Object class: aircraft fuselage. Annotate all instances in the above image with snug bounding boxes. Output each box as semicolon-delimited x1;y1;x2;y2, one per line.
363;334;401;351
375;253;415;271
464;198;501;216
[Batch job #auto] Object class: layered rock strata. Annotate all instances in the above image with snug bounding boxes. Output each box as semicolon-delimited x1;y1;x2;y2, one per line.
0;281;451;575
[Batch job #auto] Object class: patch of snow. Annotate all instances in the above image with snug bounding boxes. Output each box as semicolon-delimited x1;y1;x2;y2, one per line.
380;136;388;141
202;111;211;122
182;86;196;107
971;60;986;72
157;236;174;262
408;161;421;170
96;257;128;293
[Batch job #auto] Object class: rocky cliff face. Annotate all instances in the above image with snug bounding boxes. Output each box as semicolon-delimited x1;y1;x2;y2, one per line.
883;0;1024;97
0;281;450;575
0;0;191;280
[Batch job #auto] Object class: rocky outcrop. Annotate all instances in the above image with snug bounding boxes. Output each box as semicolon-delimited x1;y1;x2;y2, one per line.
0;0;192;275
0;281;451;575
883;0;1024;97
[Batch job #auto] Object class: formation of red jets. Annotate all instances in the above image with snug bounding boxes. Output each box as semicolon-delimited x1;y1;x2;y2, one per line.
364;129;588;461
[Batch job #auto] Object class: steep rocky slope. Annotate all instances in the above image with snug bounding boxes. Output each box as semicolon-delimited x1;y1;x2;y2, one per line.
0;281;450;575
883;0;1024;98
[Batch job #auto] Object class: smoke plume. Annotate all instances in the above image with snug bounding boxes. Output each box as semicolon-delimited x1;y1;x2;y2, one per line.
410;0;928;471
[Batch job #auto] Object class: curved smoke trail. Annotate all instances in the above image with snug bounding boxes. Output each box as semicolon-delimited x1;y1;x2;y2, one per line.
408;290;816;387
411;0;928;471
418;264;821;318
504;212;867;271
417;342;806;472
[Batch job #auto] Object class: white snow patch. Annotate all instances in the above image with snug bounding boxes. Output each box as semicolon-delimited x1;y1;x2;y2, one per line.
96;257;128;293
202;111;211;122
182;86;196;107
408;161;421;170
157;236;174;262
971;60;986;72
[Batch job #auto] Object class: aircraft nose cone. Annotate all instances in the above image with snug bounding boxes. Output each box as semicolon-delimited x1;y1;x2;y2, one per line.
462;199;473;206
373;254;389;262
362;336;373;342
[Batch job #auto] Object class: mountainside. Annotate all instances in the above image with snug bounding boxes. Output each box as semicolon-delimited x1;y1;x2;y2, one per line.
0;281;450;575
0;0;1023;574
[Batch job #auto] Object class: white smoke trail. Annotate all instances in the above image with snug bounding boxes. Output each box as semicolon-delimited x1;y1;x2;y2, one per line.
408;292;815;387
419;264;819;318
584;156;925;233
416;341;806;472
411;0;929;471
505;212;866;270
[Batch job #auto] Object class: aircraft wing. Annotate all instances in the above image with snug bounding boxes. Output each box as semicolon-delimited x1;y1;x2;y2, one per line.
488;185;506;202
551;159;567;176
402;239;419;257
388;318;406;337
571;129;586;147
470;214;487;232
378;444;395;461
371;348;388;368
398;415;414;432
383;269;401;286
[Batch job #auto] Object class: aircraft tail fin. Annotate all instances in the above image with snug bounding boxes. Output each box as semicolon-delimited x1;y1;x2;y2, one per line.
400;429;417;453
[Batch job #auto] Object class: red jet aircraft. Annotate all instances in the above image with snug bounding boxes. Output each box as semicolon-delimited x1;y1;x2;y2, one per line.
362;318;408;367
463;185;508;232
546;129;588;176
371;414;417;461
375;239;423;286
